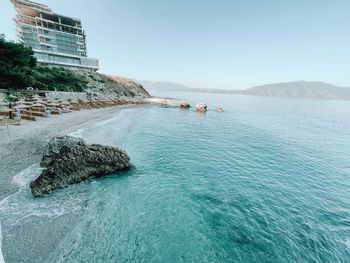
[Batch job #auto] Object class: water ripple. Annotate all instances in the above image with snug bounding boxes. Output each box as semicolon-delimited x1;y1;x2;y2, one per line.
2;94;350;262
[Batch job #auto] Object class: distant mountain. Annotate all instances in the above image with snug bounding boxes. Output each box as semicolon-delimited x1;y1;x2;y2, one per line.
138;80;350;100
137;80;240;94
241;81;350;100
139;81;195;92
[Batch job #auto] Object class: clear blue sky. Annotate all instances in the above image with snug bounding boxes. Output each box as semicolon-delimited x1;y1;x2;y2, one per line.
1;0;349;89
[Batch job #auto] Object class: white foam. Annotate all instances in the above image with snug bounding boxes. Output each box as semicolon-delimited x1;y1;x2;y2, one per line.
69;109;131;138
12;164;43;189
345;238;350;249
69;108;145;146
0;222;4;263
0;165;89;228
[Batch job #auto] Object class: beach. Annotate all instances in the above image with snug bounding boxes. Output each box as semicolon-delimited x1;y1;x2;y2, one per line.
0;104;151;202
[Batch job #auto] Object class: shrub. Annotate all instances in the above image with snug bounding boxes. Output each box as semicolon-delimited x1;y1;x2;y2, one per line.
32;66;88;92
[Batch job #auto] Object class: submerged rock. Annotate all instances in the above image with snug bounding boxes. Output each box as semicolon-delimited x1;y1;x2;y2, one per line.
30;136;131;197
180;101;190;108
195;102;207;112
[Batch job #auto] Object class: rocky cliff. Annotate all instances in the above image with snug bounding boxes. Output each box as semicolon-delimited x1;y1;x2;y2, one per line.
82;73;150;99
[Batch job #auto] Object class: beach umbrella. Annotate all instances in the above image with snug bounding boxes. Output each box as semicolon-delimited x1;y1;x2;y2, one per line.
48;103;61;107
34;99;46;103
16;99;27;104
31;103;46;107
14;104;30;109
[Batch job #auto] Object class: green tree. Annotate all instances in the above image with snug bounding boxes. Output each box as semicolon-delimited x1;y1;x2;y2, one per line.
0;35;88;91
0;37;37;89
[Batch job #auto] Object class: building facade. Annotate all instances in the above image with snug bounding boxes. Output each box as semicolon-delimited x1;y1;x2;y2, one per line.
11;0;99;72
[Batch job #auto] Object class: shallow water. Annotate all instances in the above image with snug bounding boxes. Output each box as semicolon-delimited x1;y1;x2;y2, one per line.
1;92;350;262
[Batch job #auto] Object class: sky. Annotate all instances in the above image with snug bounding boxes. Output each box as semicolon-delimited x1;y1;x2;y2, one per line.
0;0;349;89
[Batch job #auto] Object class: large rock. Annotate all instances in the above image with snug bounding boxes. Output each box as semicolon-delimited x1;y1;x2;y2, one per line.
30;136;131;197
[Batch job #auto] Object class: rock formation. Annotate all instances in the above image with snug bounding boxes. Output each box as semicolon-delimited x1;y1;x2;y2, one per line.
30;136;131;197
180;101;190;108
195;102;207;112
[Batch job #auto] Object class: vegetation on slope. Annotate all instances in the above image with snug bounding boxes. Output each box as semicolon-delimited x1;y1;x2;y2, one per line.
0;37;36;90
0;38;88;91
0;36;149;97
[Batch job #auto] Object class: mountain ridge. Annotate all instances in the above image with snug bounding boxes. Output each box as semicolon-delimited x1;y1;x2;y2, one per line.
139;80;350;100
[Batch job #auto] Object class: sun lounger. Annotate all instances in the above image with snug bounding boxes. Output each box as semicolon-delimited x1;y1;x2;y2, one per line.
31;112;47;118
70;107;81;111
21;115;36;121
30;107;45;113
0;112;17;117
50;109;61;115
20;110;31;115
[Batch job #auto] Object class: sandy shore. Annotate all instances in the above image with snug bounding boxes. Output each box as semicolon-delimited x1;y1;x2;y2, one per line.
0;104;150;202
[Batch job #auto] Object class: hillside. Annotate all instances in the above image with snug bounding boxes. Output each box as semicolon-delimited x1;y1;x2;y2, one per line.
241;81;350;100
140;80;350;100
0;37;149;98
84;73;150;98
138;80;240;94
139;81;199;92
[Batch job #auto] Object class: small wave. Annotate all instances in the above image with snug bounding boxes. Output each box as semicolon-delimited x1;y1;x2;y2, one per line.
69;108;138;137
69;108;147;147
12;165;44;189
345;239;350;249
0;165;89;227
0;223;4;263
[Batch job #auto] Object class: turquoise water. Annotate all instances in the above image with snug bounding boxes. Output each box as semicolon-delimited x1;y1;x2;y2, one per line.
1;92;350;262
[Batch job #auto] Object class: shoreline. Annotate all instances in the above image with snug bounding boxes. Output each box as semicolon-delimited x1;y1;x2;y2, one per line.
0;103;152;202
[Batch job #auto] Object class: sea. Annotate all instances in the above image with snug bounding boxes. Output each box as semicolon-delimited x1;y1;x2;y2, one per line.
1;90;350;262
